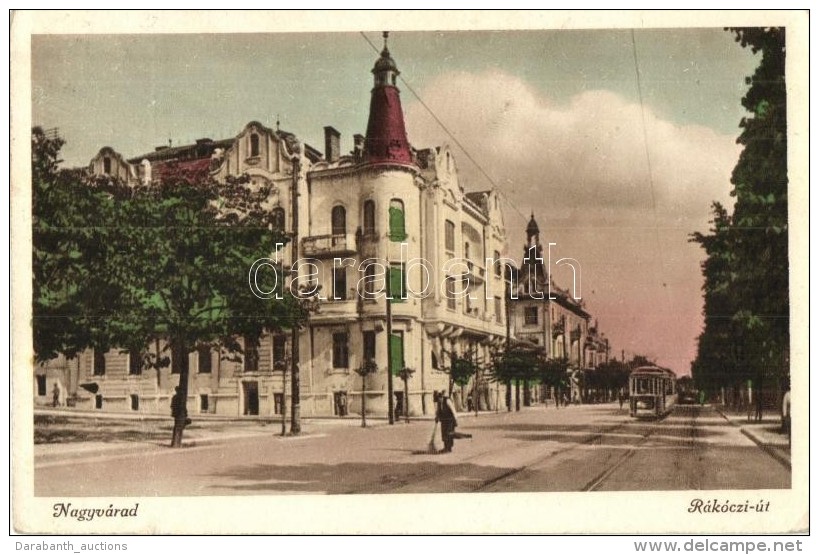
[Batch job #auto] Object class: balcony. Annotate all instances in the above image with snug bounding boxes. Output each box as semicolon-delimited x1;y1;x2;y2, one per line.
301;233;357;258
465;261;486;288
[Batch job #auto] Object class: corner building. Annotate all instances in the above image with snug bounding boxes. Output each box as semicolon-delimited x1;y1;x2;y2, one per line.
35;35;509;418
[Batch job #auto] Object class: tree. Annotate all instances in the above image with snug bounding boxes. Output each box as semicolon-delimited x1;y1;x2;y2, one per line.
691;28;788;404
32;128;119;362
538;356;569;406
32;130;305;447
489;347;540;411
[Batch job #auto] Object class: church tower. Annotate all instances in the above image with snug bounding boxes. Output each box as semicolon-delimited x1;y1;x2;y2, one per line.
364;32;414;167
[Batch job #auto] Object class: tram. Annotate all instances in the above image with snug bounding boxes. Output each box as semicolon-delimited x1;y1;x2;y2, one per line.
628;366;677;418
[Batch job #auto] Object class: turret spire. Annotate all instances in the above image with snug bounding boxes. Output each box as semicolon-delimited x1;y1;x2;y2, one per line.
364;31;413;167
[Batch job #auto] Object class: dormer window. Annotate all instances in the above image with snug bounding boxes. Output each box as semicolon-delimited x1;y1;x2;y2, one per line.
103;156;111;175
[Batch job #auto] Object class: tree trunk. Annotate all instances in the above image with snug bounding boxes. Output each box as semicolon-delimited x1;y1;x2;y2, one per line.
361;376;367;428
505;380;511;411
515;381;520;411
403;376;410;423
170;338;190;448
290;326;301;435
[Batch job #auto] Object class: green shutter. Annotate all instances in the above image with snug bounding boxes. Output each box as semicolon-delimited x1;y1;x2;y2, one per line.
389;334;404;376
389;266;405;303
388;206;407;241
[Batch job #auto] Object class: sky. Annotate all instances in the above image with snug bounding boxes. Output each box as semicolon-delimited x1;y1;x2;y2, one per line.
30;26;762;375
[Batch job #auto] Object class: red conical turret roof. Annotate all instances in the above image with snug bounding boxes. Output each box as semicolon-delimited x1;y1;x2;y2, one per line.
364;32;414;167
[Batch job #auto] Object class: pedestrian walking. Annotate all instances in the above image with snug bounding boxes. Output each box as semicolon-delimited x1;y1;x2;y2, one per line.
618;390;624;410
434;391;458;453
52;383;60;408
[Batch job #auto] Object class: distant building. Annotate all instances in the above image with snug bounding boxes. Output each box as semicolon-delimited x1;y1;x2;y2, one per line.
509;214;610;403
35;34;509;418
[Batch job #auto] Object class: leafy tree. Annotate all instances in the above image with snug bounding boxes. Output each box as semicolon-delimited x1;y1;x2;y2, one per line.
32;128;119;361
32;130;304;447
691;28;788;402
489;348;539;411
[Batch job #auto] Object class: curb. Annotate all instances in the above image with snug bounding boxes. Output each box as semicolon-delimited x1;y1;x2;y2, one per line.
714;406;791;470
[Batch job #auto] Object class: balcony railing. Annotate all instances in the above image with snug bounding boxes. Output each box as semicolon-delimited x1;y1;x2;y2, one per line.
301;233;357;258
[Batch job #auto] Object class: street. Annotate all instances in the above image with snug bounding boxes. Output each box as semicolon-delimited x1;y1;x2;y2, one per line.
34;404;790;496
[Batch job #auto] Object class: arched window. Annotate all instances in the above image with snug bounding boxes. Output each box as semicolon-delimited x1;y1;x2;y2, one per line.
271;207;285;231
363;200;376;236
250;133;260;157
388;199;406;241
331;205;346;236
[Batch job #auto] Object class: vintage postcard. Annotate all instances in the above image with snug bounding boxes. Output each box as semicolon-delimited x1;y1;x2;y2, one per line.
10;10;809;535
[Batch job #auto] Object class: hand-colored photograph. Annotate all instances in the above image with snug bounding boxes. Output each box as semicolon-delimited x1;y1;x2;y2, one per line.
12;10;808;534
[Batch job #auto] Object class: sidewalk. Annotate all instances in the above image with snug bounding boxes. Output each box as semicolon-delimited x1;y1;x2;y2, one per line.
713;405;790;469
32;406;466;465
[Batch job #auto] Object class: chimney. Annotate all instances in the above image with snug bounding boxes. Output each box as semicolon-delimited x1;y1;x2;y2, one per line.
324;126;341;162
353;134;365;160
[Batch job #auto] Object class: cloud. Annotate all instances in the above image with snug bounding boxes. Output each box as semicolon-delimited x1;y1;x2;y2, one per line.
404;70;742;372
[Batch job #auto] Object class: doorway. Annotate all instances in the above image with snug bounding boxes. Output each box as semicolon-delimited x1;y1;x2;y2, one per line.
243;381;259;416
394;391;404;419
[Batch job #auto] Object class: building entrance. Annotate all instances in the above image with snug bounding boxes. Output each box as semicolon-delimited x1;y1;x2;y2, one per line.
243;381;259;415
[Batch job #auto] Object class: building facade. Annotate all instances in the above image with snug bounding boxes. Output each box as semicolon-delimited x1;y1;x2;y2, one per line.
35;35;510;418
509;215;610;403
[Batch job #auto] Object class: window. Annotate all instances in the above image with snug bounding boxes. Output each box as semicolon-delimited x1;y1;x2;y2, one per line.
130;394;139;411
250;133;260;157
244;336;259;373
363;330;376;362
363;200;376;236
333;266;347;300
445;220;455;252
333;332;349;369
197;346;212;374
389;263;406;302
389;332;404;375
388;199;406;241
273;336;287;368
494;250;502;277
272;207;285;231
200;394;210;413
525;306;539;325
129;351;142;375
95;394;103;409
332;205;346;235
446;278;456;310
431;351;439;370
93;350;106;376
103;156;112;175
495;297;503;323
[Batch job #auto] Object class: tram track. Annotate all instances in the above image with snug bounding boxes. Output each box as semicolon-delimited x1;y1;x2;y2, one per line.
471;419;634;493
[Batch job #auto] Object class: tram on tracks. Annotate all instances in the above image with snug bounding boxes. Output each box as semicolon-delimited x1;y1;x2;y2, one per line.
628;366;677;419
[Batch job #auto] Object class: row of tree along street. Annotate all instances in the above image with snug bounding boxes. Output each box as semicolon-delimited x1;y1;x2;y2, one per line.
690;28;789;416
33;128;311;446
